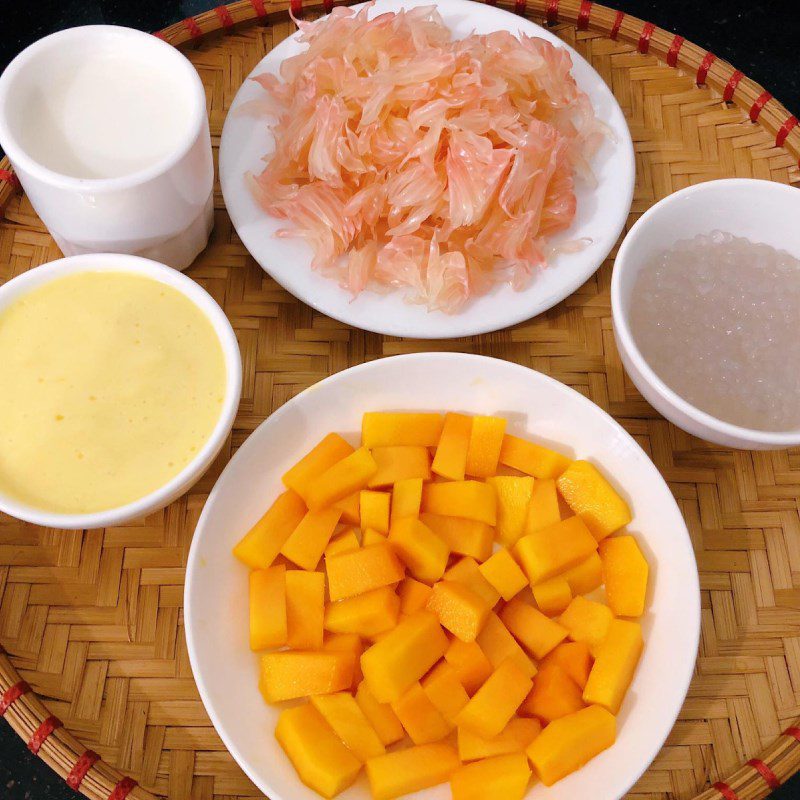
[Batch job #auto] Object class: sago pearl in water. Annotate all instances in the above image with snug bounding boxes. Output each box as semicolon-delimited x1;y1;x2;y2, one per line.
629;231;800;432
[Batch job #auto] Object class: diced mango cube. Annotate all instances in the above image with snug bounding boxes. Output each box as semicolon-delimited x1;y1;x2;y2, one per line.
599;535;649;617
455;659;533;738
486;476;533;547
540;641;593;689
560;596;614;650
249;565;287;650
450;752;531;800
421;660;470;723
311;692;385;762
479;549;528;602
307;447;378;510
333;492;360;526
368;446;431;488
532;577;572;617
432;412;472;481
388;517;449;584
325;529;361;557
561;551;603;595
557;460;632;541
281;508;342;571
362;528;386;547
286;570;324;649
397;577;433;615
322;632;364;689
324;586;400;638
426;580;490;642
420;513;493;562
422;481;497;526
526;705;615;786
444;557;500;607
365;743;459;800
476;612;537;677
391;478;423;523
360;490;390;534
520;663;585;723
283;433;355;505
457;717;541;761
326;542;405;601
362;412;444;448
259;651;354;702
444;639;494;695
514;516;597;584
390;682;452;744
582;619;643;714
355;680;405;746
524;478;561;534
233;490;306;569
361;611;448;703
499;435;571;479
275;703;361;798
500;598;568;660
465;415;506;478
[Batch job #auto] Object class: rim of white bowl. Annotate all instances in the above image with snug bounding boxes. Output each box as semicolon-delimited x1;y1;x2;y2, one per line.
0;25;207;192
184;352;700;800
0;253;242;530
611;178;800;448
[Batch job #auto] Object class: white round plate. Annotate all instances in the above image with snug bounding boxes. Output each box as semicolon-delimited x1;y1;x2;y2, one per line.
185;353;699;800
219;0;635;339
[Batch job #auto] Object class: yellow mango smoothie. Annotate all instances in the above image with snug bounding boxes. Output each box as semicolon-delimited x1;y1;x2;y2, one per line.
0;271;227;513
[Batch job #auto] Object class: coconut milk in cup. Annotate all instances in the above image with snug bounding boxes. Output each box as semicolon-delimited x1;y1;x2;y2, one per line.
0;25;214;270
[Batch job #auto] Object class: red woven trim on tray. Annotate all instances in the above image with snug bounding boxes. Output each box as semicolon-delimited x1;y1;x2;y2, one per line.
776;115;798;148
514;0;526;16
784;726;800;742
747;759;781;789
696;51;716;86
750;91;772;122
28;716;62;754
723;69;744;102
666;34;684;67
214;5;234;30
577;1;592;30
637;22;655;54
66;750;101;791
108;776;138;800
610;10;624;40
182;16;203;39
485;0;497;6
0;169;21;190
323;0;334;13
713;782;739;800
0;681;31;716
545;0;559;24
291;0;304;19
152;30;166;40
249;0;267;18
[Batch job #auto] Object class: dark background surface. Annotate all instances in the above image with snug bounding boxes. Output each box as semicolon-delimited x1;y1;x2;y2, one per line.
1;1;799;799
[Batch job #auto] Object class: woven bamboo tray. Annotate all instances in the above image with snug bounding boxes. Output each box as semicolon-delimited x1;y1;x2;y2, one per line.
2;1;800;798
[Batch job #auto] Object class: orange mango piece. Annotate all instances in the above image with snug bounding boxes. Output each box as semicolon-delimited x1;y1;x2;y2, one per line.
362;412;444;448
422;480;497;526
499;434;571;479
583;619;643;714
465;415;506;478
324;586;400;638
333;491;360;526
450;752;531;800
282;433;355;504
306;447;378;510
286;570;324;650
476;612;537;677
520;663;585;723
526;705;616;786
457;716;541;761
444;557;500;607
361;611;448;703
479;548;528;601
388;517;449;584
599;535;649;617
455;658;533;738
362;528;386;547
486;476;533;547
390;478;423;523
426;580;490;642
355;680;405;746
259;651;354;702
311;692;385;762
398;577;433;615
561;551;603;595
432;412;472;481
514;516;597;585
421;660;470;723
541;641;593;689
368;446;431;488
560;596;614;650
365;743;460;800
249;565;287;650
233;490;306;569
444;639;494;695
557;460;632;541
325;528;361;557
275;703;361;798
390;681;452;744
360;490;390;534
532;577;572;617
524;478;561;534
322;632;364;689
500;598;568;660
420;513;493;562
326;542;405;601
281;507;342;571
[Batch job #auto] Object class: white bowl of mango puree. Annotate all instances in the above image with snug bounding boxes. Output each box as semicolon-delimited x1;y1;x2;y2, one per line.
0;253;241;529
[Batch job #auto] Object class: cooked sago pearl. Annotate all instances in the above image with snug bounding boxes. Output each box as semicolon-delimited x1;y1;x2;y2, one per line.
629;231;800;432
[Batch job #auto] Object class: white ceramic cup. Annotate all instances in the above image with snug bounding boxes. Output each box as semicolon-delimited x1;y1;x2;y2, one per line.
611;178;800;449
0;25;214;271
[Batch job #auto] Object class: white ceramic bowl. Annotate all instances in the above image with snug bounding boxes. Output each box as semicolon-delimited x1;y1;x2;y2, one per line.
611;178;800;450
185;353;699;800
0;252;242;529
220;0;635;339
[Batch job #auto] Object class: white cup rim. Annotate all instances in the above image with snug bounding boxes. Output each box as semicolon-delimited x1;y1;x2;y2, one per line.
611;178;800;447
0;25;207;192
